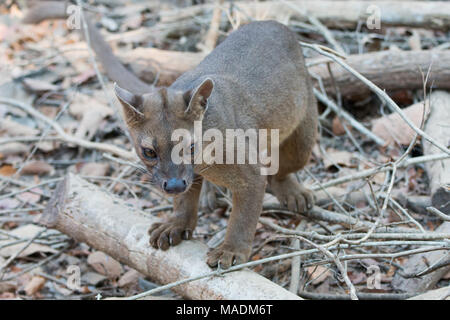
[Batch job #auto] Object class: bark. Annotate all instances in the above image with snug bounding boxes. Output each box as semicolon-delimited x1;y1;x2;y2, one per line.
308;50;450;98
408;286;450;300
41;174;300;300
118;48;206;87
423;91;450;215
160;1;450;30
392;91;450;293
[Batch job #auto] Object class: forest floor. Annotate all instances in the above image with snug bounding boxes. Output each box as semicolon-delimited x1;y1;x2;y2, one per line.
0;0;449;300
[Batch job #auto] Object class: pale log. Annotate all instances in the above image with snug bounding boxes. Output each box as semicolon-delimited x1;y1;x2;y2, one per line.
391;91;450;293
41;174;301;300
119;49;450;97
161;1;450;30
307;50;450;98
422;91;450;215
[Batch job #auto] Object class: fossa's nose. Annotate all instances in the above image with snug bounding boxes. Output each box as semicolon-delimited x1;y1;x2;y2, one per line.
163;178;187;194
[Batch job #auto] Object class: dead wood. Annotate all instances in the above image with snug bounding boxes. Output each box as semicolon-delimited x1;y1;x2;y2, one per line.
422;91;450;215
24;3;450;96
308;50;450;98
161;1;450;30
120;49;450;97
408;286;450;300
41;174;301;300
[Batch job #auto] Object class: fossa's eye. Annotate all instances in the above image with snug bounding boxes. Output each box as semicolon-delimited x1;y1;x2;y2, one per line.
142;147;157;160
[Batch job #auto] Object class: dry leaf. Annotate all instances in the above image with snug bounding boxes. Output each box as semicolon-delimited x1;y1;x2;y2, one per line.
69;93;113;141
0;224;57;258
444;270;450;280
371;101;429;146
81;272;107;286
118;269;140;288
0;164;16;176
87;251;123;279
348;271;367;284
332;116;346;136
122;14;143;30
72;69;96;85
16;191;41;204
408;30;422;51
372;171;387;185
22;78;60;94
0;198;20;210
69;93;113;118
0;281;17;293
79;162;110;177
323;149;356;169
0;143;29;157
24;276;46;296
0;118;39;136
307;265;331;285
21;161;55;176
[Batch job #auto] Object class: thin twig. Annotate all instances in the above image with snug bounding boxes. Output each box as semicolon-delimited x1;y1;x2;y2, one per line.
300;41;450;156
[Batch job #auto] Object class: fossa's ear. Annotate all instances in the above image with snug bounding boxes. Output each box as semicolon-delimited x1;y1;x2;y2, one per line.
183;78;214;120
114;83;144;126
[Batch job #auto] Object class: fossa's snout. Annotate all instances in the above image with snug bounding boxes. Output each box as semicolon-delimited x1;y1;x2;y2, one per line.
163;178;187;194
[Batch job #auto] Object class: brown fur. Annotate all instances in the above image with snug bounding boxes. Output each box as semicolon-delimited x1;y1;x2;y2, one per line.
115;21;318;268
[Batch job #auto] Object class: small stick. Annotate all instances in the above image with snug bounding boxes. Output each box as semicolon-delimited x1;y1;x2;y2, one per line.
300;41;450;156
314;88;386;145
282;0;346;56
290;235;358;300
289;220;307;294
0;229;46;278
259;218;450;241
312;153;450;190
427;207;450;222
0;97;135;161
302;246;449;268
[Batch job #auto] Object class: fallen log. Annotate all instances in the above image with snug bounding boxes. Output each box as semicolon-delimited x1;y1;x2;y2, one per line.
63;46;448;96
391;91;450;293
118;49;450;97
41;174;300;300
120;49;450;97
307;50;450;98
160;1;450;30
408;286;450;300
118;48;206;87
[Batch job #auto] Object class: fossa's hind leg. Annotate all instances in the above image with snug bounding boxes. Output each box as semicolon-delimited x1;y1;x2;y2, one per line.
268;122;316;213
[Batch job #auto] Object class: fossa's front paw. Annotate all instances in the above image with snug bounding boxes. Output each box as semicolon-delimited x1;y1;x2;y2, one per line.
148;221;193;250
206;244;250;269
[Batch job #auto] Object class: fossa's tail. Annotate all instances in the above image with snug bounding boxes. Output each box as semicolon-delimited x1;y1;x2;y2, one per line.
23;1;153;94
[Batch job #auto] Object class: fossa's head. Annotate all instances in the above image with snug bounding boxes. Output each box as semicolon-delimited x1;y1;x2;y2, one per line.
114;79;213;195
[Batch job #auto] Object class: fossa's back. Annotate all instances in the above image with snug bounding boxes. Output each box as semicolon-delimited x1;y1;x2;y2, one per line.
172;21;316;141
